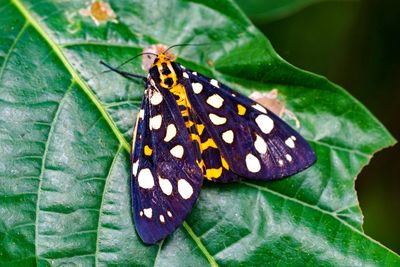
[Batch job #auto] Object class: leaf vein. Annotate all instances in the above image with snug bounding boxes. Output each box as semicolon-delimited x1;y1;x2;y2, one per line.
240;181;399;254
183;222;219;267
95;144;123;267
309;139;370;158
153;239;164;267
34;81;74;263
0;21;28;82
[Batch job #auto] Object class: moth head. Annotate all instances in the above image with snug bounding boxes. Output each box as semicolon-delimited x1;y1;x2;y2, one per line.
152;53;174;66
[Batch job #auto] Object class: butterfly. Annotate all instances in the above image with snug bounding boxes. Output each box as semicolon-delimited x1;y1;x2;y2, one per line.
100;47;316;245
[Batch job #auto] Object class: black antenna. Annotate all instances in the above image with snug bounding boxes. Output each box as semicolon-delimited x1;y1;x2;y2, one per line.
100;52;158;75
99;43;209;80
163;43;209;54
114;52;158;71
99;60;146;81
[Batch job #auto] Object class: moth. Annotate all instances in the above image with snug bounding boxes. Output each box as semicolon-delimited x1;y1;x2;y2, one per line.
100;47;316;245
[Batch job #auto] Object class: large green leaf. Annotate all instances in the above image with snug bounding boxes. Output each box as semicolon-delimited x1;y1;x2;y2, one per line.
0;0;398;266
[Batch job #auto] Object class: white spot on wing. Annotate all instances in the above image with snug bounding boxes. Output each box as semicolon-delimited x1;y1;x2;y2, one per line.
158;176;173;195
170;145;184;158
132;160;139;176
286;154;293;162
252;104;267;113
209;113;227;125
167;210;172;217
150;114;162;130
137;168;154;189
143;208;152;218
150;91;163;105
278;159;284;166
222;130;234;144
159;215;165;223
183;72;189;78
192;72;197;76
178;179;193;199
285;137;295;148
192;82;203;94
140;210;143;216
255;114;274;134
210;79;219;88
254;135;267;154
206;94;224;109
164;124;177;142
246;154;261;173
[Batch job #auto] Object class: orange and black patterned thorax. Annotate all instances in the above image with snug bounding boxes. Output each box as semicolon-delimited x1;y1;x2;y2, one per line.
148;53;191;117
149;54;182;89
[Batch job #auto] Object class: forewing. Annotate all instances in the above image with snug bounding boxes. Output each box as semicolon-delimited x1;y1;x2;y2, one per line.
180;67;316;181
131;83;203;244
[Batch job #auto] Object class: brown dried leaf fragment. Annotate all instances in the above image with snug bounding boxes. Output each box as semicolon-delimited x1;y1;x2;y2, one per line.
80;0;118;26
250;89;301;128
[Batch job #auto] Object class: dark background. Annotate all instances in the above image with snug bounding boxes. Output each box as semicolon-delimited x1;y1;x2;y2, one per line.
237;0;400;253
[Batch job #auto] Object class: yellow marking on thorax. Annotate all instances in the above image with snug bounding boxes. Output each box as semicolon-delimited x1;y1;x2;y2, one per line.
153;54;192;119
155;54;178;88
169;83;194;123
170;83;191;106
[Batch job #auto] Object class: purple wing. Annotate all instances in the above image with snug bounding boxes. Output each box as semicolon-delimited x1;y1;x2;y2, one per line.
179;66;316;181
131;82;203;244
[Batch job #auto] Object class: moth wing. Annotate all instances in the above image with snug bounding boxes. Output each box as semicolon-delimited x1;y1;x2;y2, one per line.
131;83;203;244
180;67;316;181
188;109;240;182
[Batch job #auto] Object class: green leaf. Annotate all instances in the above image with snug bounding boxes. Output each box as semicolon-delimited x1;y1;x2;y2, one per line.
0;0;398;266
234;0;332;22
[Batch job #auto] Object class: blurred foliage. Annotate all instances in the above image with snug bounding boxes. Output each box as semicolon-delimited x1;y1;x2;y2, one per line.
236;0;400;253
235;0;326;22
